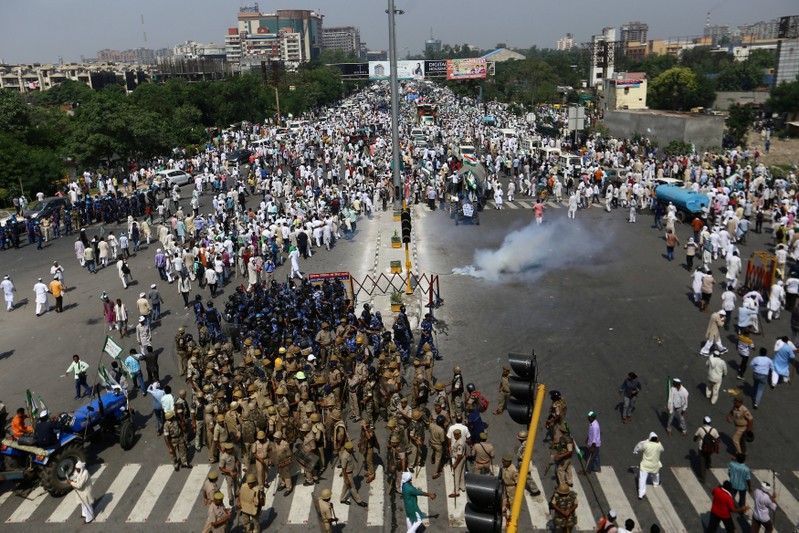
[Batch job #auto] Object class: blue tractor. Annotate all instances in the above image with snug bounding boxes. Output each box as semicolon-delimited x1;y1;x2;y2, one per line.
1;389;135;496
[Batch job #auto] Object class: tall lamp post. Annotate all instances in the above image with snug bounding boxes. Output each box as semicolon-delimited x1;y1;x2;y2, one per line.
386;0;404;208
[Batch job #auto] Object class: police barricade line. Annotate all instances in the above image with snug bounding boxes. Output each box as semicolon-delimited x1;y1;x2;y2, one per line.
756;469;799;527
94;463;141;522
567;466;598;530
671;466;712;529
526;465;551;530
6;486;48;523
45;464;107;523
366;464;385;527
442;463;465;527
595;466;640;531
647;483;687;533
127;464;174;522
415;466;429;518
166;463;211;522
330;468;349;524
286;482;315;524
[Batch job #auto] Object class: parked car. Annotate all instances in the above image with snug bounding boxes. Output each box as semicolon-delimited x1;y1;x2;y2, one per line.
25;197;71;223
156;169;193;187
227;149;253;165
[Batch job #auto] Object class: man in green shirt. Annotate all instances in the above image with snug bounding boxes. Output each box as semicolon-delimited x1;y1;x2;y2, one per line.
401;471;436;532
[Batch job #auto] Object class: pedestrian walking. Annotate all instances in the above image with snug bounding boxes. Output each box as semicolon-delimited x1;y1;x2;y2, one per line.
33;277;49;316
67;461;95;524
666;378;689;436
766;280;785;322
693;416;720;483
401;470;435;533
113;298;128;338
619;372;642;423
751;482;778;533
177;273;192;309
136;292;152;328
147;284;163;321
124;348;146;394
585;411;601;473
736;329;754;380
116;255;132;289
684;238;698;270
749;348;774;408
665;229;680;261
628;203;636;223
707;480;749;532
288;246;302;280
567;192;578;219
700;269;715;311
727;453;752;507
48;275;65;313
449;428;466;498
101;292;115;332
705;350;728;404
727;397;753;455
147;381;165;435
700;311;728;355
634;432;664;500
771;336;796;386
66;354;93;399
1;275;15;311
135;316;153;355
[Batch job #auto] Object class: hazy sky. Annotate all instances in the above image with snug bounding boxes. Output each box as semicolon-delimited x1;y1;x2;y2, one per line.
0;0;795;64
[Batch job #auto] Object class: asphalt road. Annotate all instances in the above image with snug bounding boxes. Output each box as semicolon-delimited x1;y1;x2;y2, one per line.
1;191;798;532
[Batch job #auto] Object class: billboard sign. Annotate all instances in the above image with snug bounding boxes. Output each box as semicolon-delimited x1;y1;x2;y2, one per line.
424;60;448;77
447;58;487;80
369;61;425;80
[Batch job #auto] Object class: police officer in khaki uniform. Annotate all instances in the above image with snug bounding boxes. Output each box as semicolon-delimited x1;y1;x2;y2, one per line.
202;470;220;505
428;415;447;479
494;367;511;415
204;405;217;462
339;441;367;507
472;432;495;475
552;428;574;487
251;431;270;487
237;472;263;533
164;411;192;471
203;492;231;533
359;419;377;483
516;430;541;496
273;431;294;496
317;488;338;533
331;409;348;465
310;412;327;472
546;390;568;442
299;423;318;486
550;483;578;533
501;455;519;515
219;442;239;506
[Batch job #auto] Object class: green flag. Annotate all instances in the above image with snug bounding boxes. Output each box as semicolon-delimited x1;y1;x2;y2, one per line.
26;389;38;419
98;364;121;390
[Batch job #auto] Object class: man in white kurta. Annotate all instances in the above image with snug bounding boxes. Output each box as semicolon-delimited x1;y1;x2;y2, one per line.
68;461;95;523
33;277;49;316
633;432;664;499
1;275;15;311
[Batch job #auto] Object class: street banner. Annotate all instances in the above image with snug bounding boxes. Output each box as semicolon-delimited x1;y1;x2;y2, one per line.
369;61;425;80
446;58;487;80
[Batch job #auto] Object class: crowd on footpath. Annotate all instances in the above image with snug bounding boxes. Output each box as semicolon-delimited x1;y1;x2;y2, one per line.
3;79;798;533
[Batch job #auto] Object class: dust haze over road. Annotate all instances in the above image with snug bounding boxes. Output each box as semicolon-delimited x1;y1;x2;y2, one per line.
452;218;608;281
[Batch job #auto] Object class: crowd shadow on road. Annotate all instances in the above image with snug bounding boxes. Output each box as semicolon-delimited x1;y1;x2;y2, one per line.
0;349;14;360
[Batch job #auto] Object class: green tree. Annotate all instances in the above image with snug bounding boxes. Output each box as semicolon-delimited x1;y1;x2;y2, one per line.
30;79;94;106
726;104;754;146
766;76;799;114
649;66;714;111
0;89;31;134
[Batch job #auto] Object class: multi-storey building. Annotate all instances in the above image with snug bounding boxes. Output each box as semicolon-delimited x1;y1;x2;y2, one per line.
556;33;575;51
322;26;361;58
226;6;323;65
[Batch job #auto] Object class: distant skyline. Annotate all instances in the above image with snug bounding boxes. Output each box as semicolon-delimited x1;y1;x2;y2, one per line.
0;0;795;64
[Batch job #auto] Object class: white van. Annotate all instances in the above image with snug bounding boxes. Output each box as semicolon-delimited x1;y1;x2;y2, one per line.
287;120;308;134
251;138;270;149
499;128;518;141
559;154;583;173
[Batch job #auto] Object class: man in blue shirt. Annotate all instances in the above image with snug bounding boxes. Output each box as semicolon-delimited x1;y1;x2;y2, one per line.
749;348;774;408
147;381;165;435
125;348;147;395
728;453;752;507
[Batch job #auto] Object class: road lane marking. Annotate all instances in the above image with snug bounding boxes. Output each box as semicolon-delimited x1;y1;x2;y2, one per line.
127;464;173;522
94;463;140;522
166;463;210;522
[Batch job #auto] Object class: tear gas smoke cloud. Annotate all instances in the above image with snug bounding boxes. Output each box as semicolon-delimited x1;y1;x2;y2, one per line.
453;219;605;281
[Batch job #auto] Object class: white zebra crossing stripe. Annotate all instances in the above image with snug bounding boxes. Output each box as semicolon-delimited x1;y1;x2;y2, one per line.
127;464;174;522
757;469;799;526
262;471;278;522
505;202;519;209
166;463;211;522
443;466;466;527
595;467;639;530
6;486;47;523
366;465;385;527
568;466;598;531
94;463;141;522
647;484;686;533
46;464;107;523
415;466;429;517
287;482;315;524
0;489;13;510
671;466;712;528
525;466;551;530
330;469;349;524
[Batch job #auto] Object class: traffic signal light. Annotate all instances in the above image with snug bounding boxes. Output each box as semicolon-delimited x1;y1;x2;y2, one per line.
464;472;503;533
400;209;412;243
506;352;538;425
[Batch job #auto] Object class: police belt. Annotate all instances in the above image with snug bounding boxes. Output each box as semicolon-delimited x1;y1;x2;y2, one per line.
475;460;491;465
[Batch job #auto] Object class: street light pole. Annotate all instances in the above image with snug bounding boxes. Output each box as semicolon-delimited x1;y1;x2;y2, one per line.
387;0;403;208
